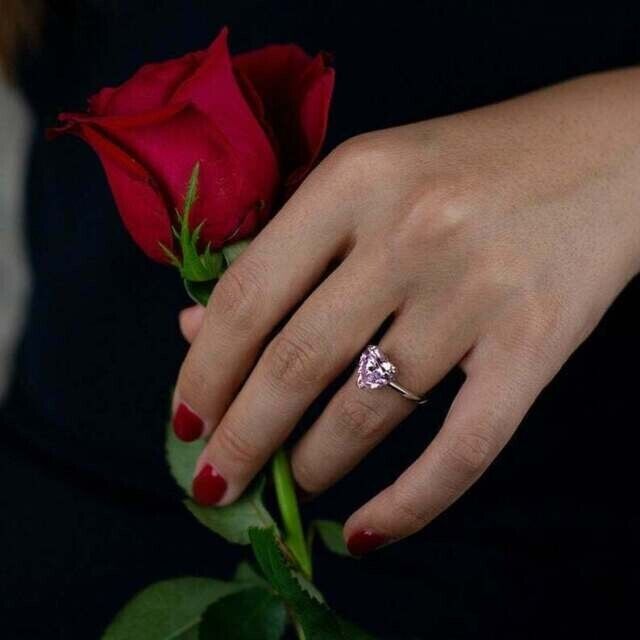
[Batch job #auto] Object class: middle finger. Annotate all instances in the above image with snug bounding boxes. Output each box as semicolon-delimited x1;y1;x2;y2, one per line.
193;252;399;505
290;300;475;496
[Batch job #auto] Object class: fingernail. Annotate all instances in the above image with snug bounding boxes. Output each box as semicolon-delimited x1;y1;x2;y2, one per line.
347;529;388;556
173;402;204;441
192;463;227;505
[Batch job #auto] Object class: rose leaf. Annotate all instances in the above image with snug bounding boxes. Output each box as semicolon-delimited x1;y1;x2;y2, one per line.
311;520;350;557
166;421;206;497
233;561;269;589
185;476;275;545
198;587;287;640
249;527;377;639
101;577;246;640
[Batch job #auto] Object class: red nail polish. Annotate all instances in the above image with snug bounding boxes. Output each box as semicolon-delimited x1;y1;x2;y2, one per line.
173;403;204;442
347;529;388;556
192;464;227;505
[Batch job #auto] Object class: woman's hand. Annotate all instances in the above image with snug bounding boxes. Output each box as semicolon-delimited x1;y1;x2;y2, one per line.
172;68;640;554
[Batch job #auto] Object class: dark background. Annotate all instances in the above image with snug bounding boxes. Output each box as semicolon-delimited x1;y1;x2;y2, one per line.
1;2;639;638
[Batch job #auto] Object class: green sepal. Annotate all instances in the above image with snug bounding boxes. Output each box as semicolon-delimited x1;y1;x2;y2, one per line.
183;278;216;306
159;163;226;283
179;224;224;282
160;164;257;303
177;165;224;282
159;242;181;269
222;240;251;267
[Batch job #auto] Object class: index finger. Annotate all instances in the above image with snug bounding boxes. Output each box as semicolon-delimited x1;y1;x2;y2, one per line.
171;169;353;442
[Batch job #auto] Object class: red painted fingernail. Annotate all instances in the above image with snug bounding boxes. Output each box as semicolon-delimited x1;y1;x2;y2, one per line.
347;529;388;556
192;464;227;505
173;403;204;442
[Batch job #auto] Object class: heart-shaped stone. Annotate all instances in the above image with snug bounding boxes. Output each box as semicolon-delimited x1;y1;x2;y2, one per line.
357;345;397;390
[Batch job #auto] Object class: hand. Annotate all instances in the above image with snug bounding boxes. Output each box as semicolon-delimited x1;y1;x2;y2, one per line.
173;68;640;554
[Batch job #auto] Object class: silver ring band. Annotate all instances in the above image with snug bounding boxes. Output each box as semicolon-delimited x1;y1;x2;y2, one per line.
388;381;429;405
356;345;428;405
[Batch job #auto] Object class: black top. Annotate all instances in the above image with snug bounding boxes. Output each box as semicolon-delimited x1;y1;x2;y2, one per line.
3;2;640;638
12;0;640;493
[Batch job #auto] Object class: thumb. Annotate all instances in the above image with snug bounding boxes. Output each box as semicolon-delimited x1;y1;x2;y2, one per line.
179;304;206;343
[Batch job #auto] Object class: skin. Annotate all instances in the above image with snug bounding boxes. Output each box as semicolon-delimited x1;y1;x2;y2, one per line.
174;68;640;548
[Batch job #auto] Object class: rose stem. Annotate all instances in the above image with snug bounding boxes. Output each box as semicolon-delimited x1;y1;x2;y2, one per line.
271;448;313;579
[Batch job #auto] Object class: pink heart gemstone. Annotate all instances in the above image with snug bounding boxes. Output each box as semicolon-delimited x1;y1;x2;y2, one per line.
357;345;397;390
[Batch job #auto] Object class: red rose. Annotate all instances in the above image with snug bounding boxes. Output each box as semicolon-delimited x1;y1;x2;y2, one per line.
49;28;334;262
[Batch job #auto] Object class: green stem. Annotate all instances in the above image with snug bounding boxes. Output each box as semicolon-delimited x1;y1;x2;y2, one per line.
293;618;306;640
271;448;312;579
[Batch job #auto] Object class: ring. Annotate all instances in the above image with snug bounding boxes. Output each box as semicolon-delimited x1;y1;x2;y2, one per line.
356;345;428;405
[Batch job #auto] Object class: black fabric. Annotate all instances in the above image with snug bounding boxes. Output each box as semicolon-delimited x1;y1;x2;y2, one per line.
2;2;640;638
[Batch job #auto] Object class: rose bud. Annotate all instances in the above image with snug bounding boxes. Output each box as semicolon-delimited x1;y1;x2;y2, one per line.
48;28;334;274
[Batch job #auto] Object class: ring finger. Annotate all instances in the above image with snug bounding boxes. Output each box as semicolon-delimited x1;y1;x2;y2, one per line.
290;300;477;496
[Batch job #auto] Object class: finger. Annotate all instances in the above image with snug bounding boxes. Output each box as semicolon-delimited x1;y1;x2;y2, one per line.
193;252;399;505
179;305;205;343
343;340;551;555
172;174;353;442
290;300;477;496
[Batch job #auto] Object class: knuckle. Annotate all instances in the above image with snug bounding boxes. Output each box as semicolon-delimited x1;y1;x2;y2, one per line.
444;430;495;479
392;179;478;263
266;327;326;391
209;258;265;331
334;396;386;444
426;193;475;242
216;423;260;468
328;134;373;167
323;133;391;184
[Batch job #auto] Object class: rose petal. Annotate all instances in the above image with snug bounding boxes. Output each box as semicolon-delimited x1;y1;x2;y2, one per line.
233;45;335;188
170;29;276;172
170;28;279;240
89;51;206;117
59;121;174;262
79;104;277;248
286;57;335;192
